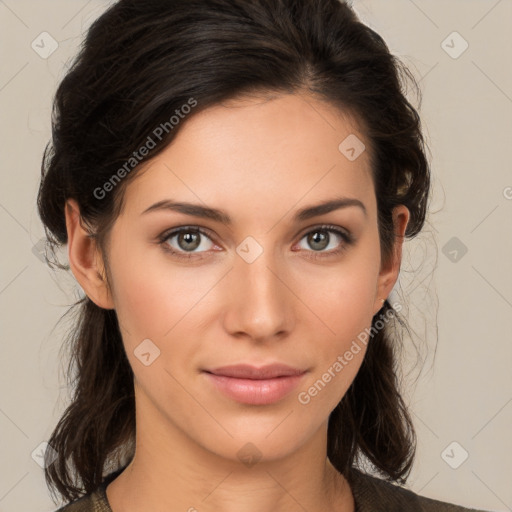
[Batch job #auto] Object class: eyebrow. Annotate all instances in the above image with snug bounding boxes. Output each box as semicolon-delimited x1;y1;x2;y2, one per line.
141;196;367;224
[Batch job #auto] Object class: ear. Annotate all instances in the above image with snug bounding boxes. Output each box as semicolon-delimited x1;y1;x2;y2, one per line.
64;199;115;310
373;204;410;316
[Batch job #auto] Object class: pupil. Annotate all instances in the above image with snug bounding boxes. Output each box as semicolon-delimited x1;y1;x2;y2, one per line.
309;231;328;250
179;232;200;251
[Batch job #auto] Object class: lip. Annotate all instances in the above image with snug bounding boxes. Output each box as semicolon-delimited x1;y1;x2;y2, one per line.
202;364;308;405
205;363;307;379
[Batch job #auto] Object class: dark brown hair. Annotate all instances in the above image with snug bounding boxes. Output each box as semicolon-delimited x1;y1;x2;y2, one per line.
37;0;431;504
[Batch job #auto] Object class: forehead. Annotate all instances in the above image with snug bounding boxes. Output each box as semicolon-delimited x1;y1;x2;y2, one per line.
121;93;374;220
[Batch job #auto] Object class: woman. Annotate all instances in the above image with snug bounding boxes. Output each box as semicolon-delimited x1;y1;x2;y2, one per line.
37;0;489;511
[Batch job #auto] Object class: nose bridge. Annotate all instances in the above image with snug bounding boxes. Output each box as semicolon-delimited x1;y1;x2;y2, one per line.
224;238;293;339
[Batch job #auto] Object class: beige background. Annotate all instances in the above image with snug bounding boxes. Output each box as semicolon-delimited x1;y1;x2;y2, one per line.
0;1;511;511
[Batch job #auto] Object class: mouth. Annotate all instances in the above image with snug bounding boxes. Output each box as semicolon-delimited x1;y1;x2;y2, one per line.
202;364;308;405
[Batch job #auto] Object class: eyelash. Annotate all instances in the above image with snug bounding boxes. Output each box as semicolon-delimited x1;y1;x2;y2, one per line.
157;224;354;261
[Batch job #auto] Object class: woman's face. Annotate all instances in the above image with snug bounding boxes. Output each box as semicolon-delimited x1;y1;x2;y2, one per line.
69;92;408;465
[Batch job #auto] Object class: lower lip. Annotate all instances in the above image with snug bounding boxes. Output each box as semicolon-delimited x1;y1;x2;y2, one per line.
203;372;306;405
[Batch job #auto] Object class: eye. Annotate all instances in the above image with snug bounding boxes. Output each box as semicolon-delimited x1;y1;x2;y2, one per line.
158;226;217;260
157;224;354;261
294;224;354;259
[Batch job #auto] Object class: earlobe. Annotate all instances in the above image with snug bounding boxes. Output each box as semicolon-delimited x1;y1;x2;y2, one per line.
373;205;410;315
64;199;115;310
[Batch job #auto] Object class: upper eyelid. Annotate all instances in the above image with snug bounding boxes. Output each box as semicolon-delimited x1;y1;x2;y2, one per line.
161;225;216;242
297;223;351;238
160;224;351;248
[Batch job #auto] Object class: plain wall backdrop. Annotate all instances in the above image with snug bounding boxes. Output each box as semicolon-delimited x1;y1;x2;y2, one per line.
0;1;511;511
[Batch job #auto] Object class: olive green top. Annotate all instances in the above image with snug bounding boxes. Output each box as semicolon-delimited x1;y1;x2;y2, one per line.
53;467;490;512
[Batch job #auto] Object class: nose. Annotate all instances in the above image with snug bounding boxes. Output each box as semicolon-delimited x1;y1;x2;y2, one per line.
221;246;295;342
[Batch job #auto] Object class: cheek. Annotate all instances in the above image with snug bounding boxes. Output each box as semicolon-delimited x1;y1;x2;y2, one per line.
295;277;373;414
108;239;202;334
107;248;223;381
293;246;379;405
299;253;379;344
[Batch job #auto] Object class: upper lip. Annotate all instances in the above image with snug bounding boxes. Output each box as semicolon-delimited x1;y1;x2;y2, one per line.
204;364;307;380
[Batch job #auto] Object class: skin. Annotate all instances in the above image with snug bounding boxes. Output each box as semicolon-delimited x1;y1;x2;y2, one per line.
65;92;409;512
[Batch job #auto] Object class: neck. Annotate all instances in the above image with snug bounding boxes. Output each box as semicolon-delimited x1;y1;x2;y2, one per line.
105;386;355;512
107;456;354;512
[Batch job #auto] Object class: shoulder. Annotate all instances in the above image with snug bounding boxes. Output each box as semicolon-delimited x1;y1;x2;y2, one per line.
50;467;123;512
349;468;491;512
52;486;110;512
